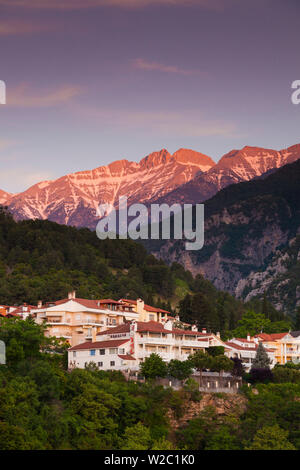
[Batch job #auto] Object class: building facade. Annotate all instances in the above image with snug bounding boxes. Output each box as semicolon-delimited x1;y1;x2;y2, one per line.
225;337;276;371
68;320;221;371
32;292;138;347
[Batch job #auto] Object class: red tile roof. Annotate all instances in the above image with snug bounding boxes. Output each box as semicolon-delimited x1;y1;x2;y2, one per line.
38;298;134;312
69;339;129;351
120;299;170;314
97;321;213;338
97;321;171;335
225;341;258;351
118;354;136;361
255;332;288;341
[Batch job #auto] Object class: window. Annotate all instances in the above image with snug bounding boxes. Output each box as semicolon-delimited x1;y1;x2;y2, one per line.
76;314;81;321
98;362;103;367
73;351;76;357
119;348;125;355
99;349;105;355
109;348;118;354
110;361;115;366
90;349;96;356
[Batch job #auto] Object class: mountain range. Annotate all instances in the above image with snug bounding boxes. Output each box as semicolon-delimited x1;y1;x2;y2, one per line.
1;148;214;229
1;144;300;229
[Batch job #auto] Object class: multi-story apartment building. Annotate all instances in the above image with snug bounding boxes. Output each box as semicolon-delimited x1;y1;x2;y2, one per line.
32;291;139;347
225;337;276;371
68;319;229;371
255;332;300;364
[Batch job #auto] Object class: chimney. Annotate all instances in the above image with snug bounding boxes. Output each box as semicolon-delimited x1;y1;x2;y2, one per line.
192;325;198;332
37;300;42;309
68;291;76;300
202;328;207;334
247;334;251;342
136;298;144;314
164;320;173;331
72;290;76;299
216;332;220;338
68;291;73;300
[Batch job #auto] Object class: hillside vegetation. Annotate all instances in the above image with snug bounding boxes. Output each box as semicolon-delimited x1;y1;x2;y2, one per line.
0;318;299;450
0;207;290;335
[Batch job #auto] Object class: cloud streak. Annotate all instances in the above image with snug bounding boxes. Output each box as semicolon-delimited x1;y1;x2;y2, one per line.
0;20;54;35
133;58;204;76
0;0;227;10
7;84;84;108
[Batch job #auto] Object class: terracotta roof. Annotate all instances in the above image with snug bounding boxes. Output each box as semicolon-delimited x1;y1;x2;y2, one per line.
118;354;136;360
225;341;258;351
97;321;213;338
97;321;171;335
255;332;288;341
38;298;134;311
10;304;36;315
120;299;170;314
69;339;129;351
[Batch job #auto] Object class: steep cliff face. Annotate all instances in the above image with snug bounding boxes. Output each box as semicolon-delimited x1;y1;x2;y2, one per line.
236;236;300;315
167;393;248;430
147;159;300;315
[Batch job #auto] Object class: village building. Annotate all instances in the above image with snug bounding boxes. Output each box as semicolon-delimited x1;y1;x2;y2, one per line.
68;319;229;371
255;331;300;364
225;336;276;371
32;291;139;347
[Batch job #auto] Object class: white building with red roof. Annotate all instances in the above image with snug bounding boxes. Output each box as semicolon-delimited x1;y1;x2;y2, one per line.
68;319;228;371
225;336;276;371
32;291;139;346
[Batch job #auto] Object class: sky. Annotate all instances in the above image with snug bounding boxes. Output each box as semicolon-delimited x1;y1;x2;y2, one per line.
0;0;299;192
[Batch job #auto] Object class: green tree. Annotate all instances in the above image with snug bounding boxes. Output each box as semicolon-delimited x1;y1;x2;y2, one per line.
247;424;296;450
207;346;225;357
231;310;271;338
140;353;167;380
121;422;152;450
188;351;212;387
167;359;192;381
251;342;271;369
211;355;234;377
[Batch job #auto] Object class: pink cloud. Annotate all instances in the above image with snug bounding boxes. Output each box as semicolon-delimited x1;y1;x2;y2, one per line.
0;20;54;35
7;84;84;108
132;58;205;76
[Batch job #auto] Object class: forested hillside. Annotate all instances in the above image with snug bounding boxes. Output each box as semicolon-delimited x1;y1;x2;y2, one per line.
0;207;290;334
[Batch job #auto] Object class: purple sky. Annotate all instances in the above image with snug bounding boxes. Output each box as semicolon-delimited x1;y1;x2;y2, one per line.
0;0;299;192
